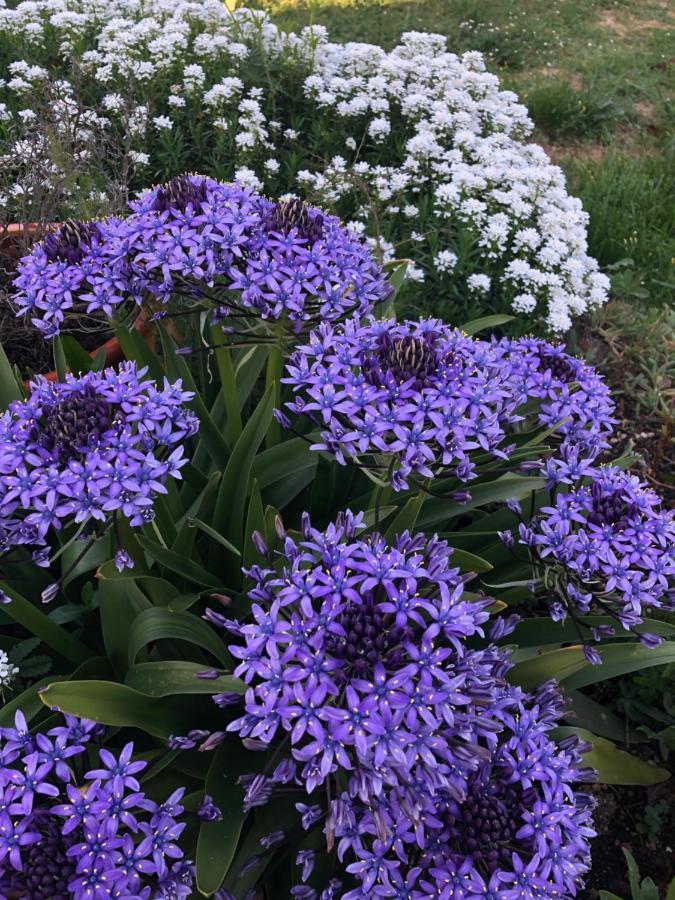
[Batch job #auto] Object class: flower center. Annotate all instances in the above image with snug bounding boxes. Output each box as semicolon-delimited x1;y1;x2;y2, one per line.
445;780;531;875
38;386;112;462
324;596;410;684
363;333;443;390
587;484;632;528
2;814;75;899
264;198;325;245
153;174;209;214
535;347;578;383
42;220;102;264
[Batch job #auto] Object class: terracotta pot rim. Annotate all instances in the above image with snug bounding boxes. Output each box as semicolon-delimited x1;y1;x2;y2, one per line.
22;311;151;391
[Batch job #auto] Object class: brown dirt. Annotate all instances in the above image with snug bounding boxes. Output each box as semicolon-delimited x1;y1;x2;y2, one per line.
538;67;584;90
537;137;606;164
585;778;674;897
598;8;674;37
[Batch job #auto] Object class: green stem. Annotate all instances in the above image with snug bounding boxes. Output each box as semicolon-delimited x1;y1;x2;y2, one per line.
0;582;93;665
265;345;284;447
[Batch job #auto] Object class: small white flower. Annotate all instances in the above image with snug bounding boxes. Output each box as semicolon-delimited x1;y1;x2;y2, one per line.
0;650;18;689
264;159;280;173
467;274;491;294
129;151;150;166
434;250;458;274
152;115;172;131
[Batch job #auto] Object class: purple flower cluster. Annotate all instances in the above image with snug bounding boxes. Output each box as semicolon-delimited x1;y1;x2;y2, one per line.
281;318;614;490
498;337;616;456
281;318;522;490
14;175;389;337
118;175;389;326
0;711;194;899
0;362;198;555
13;219;127;339
330;683;595;899
520;465;674;640
215;513;596;898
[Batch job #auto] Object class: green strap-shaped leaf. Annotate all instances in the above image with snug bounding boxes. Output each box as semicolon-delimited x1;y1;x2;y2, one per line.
417;476;546;529
125;661;244;697
0;340;25;405
136;534;221;589
196;739;255;895
159;323;231;463
39;680;197;738
0;656;112;727
504;616;675;648
127;607;230;667
460;314;515;335
243;480;265;569
99;577;152;679
510;641;675;691
384;490;426;542
210;325;242;446
211;385;275;581
554;726;670;786
114;323;165;382
563;642;675;690
0;582;93;665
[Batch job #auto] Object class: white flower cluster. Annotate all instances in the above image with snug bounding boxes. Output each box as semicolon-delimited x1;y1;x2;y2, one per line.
0;1;609;330
0;649;18;690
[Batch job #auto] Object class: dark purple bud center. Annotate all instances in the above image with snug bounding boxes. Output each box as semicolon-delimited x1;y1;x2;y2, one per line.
264;198;324;245
364;333;450;391
153;174;209;214
325;596;411;685
587;483;633;529
445;780;533;876
3;813;75;898
535;347;578;383
37;385;112;463
42;220;102;265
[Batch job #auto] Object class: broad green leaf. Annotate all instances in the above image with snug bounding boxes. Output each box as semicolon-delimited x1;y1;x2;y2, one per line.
53;335;67;381
0;581;92;665
210;326;242;445
384;491;426;542
125;661;244;697
127;607;229;666
508;645;589;689
99;577;151;678
599;892;624;899
39;680;198;738
555;727;670;786
565;690;636;744
0;656;112;727
187;517;240;555
417;476;546;529
449;548;493;573
60;335;95;374
0;340;24;406
251;438;317;491
243;480;265;569
196;739;253;895
159;323;230;464
511;641;675;691
211;385;274;580
136;534;221;589
563;642;675;690
505;616;675;648
114;323;165;383
460;314;515;335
